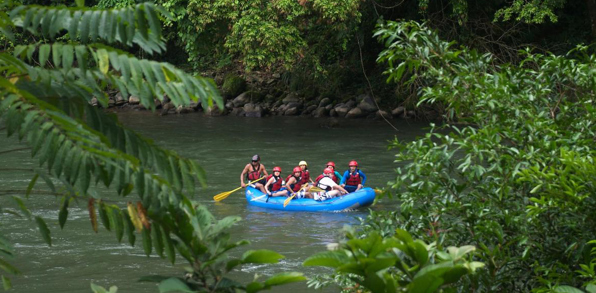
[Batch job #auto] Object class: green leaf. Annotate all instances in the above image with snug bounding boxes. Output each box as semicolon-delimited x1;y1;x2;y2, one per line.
554;285;585;293
303;251;349;268
75;0;84;8
35;216;52;246
241;250;284;264
122;211;136;246
263;272;306;286
586;284;596;293
158;278;193;293
58;196;69;229
2;275;12;290
142;227;152;256
109;206;124;243
12;196;32;220
98;200;111;231
162;230;175;265
152;224;164;258
0;259;21;275
38;44;50;67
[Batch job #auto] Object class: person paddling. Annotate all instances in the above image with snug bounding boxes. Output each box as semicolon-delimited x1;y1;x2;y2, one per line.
309;167;348;201
340;160;367;193
265;166;289;197
240;154;268;193
285;166;312;199
298;161;314;184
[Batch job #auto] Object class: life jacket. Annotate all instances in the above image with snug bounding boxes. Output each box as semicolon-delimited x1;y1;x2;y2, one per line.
346;170;362;186
286;174;303;192
299;170;310;185
267;174;283;191
315;173;338;186
247;164;262;181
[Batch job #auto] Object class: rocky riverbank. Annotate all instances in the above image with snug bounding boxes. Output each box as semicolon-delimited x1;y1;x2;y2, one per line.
101;91;424;120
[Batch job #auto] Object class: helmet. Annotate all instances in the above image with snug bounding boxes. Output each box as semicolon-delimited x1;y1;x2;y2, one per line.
349;160;358;167
273;166;282;172
251;154;260;161
326;161;335;168
293;166;302;173
299;161;308;167
323;168;334;174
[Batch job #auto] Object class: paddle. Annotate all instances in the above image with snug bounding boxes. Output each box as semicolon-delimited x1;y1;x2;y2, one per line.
283;184;308;208
213;176;266;202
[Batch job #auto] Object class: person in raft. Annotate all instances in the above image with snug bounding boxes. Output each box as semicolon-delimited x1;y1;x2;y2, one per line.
340;160;367;193
298;161;314;184
264;166;289;197
240;154;268;193
310;167;348;201
285;166;312;199
313;161;341;186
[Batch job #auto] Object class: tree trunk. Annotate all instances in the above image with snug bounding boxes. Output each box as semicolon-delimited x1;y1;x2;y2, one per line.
586;0;596;40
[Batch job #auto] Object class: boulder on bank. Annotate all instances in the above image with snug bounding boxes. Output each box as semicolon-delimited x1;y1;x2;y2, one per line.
318;97;332;108
222;74;246;99
335;106;351;118
244;103;263;117
232;92;251;107
358;94;377;113
346;107;364;119
128;96;140;105
313;107;328;118
392;106;406;118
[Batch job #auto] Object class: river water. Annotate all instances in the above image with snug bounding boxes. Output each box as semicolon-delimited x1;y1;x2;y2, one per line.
0;112;427;292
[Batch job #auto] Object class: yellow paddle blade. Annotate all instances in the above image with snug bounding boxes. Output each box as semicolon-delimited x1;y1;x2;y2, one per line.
213;190;233;202
283;194;296;207
309;186;325;192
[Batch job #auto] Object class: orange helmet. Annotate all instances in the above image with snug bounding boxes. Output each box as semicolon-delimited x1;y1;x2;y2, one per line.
323;168;334;174
349;160;358;167
273;166;281;172
293;166;302;173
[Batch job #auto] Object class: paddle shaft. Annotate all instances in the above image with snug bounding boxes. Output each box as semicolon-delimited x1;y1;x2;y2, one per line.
213;176;265;201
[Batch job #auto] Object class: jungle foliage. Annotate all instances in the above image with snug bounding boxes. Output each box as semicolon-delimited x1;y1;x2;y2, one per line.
0;2;305;291
308;20;596;292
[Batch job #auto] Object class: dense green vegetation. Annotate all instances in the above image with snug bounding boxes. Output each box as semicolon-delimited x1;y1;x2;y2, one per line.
3;0;596;292
0;2;305;291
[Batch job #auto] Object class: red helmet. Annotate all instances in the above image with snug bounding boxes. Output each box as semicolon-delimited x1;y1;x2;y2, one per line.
273;166;281;172
326;161;335;168
293;166;302;173
323;168;334;174
349;160;358;167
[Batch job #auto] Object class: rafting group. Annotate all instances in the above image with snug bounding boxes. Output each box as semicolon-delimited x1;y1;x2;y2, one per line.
240;155;367;202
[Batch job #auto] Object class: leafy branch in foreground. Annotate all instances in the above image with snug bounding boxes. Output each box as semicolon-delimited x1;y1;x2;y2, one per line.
0;2;303;291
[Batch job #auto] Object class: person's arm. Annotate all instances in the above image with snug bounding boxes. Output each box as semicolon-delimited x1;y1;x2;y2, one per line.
334;171;341;183
333;183;348;194
264;177;273;194
359;170;367;186
340;170;349;186
261;164;269;177
240;164;249;187
285;177;296;193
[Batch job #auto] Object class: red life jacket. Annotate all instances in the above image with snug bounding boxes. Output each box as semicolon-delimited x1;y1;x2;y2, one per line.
247;164;262;181
346;170;362;186
286;174;302;192
314;174;324;186
299;170;310;185
267;174;283;191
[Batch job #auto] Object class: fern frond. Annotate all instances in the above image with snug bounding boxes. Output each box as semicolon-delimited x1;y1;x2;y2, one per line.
0;82;194;208
8;44;223;110
9;3;165;54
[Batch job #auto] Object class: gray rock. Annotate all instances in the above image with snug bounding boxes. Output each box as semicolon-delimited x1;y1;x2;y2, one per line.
232;92;251;107
154;99;162;109
115;92;126;105
286;102;302;109
313;107;328;118
176;105;190;114
272;73;281;79
391;106;406;117
330;109;337;117
345;107;364;119
90;97;98;107
407;110;416;118
318;98;332;108
282;93;299;103
225;101;234;109
325;104;334;111
284;106;299;116
108;98;115;107
273;100;283;108
231;107;245;116
304;104;317;115
128;96;140;105
335;106;351;118
358;94;377;113
163;102;174;110
345;100;356;108
244;103;263;117
334;103;345;110
375;110;390;119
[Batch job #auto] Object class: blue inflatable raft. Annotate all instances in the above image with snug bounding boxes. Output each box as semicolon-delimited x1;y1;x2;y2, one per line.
245;186;376;212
